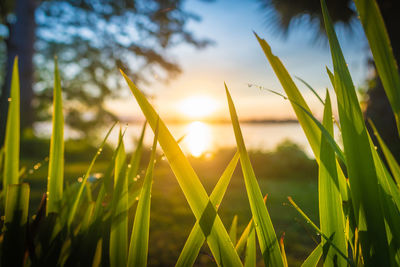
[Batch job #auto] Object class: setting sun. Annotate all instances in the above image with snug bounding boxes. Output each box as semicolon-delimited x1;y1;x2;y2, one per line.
178;96;219;119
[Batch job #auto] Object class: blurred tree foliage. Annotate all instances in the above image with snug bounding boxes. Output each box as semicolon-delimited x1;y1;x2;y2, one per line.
0;0;212;142
259;0;400;159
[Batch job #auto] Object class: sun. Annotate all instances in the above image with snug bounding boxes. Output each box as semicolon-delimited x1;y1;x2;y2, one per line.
178;95;219;119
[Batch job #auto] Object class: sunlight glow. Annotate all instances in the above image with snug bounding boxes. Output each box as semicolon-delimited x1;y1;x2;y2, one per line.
179;96;219;119
183;121;212;157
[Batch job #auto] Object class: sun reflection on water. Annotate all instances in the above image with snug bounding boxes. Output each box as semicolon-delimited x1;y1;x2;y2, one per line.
183;121;212;157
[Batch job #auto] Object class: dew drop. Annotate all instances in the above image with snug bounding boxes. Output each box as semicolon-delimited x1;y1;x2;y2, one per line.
135;196;139;201
77;177;83;182
7;98;11;102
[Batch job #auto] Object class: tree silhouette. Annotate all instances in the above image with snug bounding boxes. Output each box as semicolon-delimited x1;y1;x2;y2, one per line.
0;0;212;142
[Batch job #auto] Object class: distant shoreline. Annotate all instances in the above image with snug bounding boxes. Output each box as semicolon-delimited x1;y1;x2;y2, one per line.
118;117;299;124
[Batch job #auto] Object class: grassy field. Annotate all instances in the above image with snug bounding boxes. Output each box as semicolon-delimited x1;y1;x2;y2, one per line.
22;147;318;266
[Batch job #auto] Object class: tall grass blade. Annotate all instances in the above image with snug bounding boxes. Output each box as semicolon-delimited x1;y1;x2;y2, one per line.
321;0;390;263
126;121;146;182
127;120;158;267
353;0;400;135
176;152;240;267
2;183;30;266
279;234;288;267
369;120;400;186
67;122;117;227
288;197;353;266
229;215;238;245
318;91;347;266
225;84;283;267
244;226;256;267
3;57;20;191
295;76;324;105
47;57;65;214
121;71;242;266
301;244;322;267
255;33;349;203
236;195;267;256
109;131;128;267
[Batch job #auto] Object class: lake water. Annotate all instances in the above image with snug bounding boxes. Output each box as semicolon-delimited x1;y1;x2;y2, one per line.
109;121;315;158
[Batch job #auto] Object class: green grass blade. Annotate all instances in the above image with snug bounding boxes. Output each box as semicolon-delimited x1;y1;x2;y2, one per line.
121;71;242;266
295;76;324;105
244;226;256;267
127;120;158;267
225;84;283;267
176;151;240;267
127;121;146;182
236;196;267;256
46;57;64;215
369;120;400;186
318;91;347;267
255;34;349;203
109;131;128;267
3;57;20;191
229;215;238;245
288;197;353;266
236;220;253;256
321;0;390;263
67;122;117;227
354;0;400;135
2;183;29;267
279;234;288;267
301;244;322;267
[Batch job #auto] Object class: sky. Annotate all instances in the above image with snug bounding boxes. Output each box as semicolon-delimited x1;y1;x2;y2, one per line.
106;0;370;122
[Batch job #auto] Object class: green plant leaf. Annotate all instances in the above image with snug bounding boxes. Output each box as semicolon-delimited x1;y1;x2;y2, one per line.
3;57;20;192
318;91;347;267
127;119;158;267
176;152;240;267
67;122;117;227
47;57;65;215
121;71;242;266
244;226;256;267
109;130;129;267
353;0;400;135
369;120;400;186
321;0;391;263
301;244;322;267
229;215;238;245
225;84;283;267
2;183;30;266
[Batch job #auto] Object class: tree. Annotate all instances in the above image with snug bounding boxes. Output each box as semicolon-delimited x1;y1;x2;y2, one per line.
0;0;211;143
259;0;400;158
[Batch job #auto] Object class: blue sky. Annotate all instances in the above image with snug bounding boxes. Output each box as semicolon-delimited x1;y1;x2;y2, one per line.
109;0;370;121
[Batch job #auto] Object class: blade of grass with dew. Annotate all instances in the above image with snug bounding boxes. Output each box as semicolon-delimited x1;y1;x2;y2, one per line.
126;121;146;182
121;70;242;267
109;131;128;267
176;151;240;267
225;84;283;267
2;183;30;267
229;215;238;245
236;195;267;256
321;0;390;263
255;33;349;203
244;226;256;267
301;244;322;267
67;122;117;227
354;0;400;135
318;91;347;267
47;57;64;215
3;57;20;192
288;197;353;266
127;120;158;267
92;131;126;221
369;120;400;186
295;76;324;105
